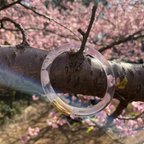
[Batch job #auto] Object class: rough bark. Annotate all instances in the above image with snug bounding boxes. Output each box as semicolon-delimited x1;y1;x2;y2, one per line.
111;61;144;102
0;45;144;103
0;45;47;95
49;50;144;120
49;52;107;98
50;51;144;103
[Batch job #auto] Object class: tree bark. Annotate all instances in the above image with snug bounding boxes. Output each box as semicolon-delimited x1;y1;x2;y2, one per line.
49;51;144;103
0;46;47;95
111;61;144;102
0;45;143;104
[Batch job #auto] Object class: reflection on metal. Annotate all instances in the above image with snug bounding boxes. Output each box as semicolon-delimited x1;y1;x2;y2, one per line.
52;98;72;116
41;43;115;117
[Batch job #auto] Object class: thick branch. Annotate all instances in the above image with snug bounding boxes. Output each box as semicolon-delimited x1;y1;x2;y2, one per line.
49;48;144;103
0;44;144;120
0;45;143;103
0;46;47;95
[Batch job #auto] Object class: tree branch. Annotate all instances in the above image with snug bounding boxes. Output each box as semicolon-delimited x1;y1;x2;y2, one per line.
0;46;47;95
18;2;81;41
0;0;22;11
77;4;98;54
0;0;80;41
0;17;29;48
1;26;79;42
98;29;144;52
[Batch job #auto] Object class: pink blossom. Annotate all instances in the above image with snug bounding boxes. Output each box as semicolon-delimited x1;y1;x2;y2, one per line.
28;127;40;137
32;95;39;101
19;136;30;144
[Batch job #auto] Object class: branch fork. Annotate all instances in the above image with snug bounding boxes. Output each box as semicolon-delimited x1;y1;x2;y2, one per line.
0;17;29;48
77;4;98;55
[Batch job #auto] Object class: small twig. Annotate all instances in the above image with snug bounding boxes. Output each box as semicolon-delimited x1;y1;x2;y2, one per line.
0;0;80;40
18;2;81;41
0;0;22;11
77;4;98;54
103;17;116;28
2;26;79;42
98;29;144;52
77;28;85;37
118;111;144;120
96;6;105;21
0;17;29;47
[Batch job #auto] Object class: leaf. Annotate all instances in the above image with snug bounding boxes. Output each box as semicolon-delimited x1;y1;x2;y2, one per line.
116;76;128;89
86;126;94;133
